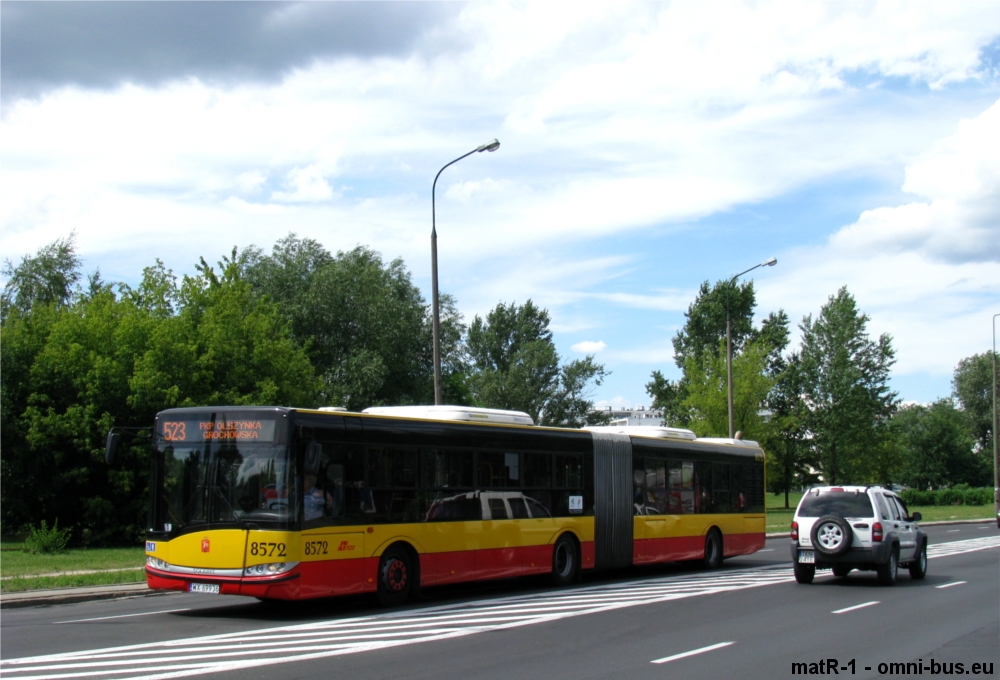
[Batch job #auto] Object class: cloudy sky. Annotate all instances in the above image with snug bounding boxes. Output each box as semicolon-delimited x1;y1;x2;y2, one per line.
3;1;999;409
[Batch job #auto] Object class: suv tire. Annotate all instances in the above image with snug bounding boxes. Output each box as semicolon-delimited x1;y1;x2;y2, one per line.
908;541;927;580
811;515;853;557
877;546;898;586
794;561;815;584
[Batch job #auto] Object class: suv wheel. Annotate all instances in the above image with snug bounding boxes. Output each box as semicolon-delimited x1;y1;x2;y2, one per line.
794;561;815;584
811;515;853;557
908;541;927;580
877;547;898;586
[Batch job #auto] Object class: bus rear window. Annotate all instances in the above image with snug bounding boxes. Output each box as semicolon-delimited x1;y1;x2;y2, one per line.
798;491;874;518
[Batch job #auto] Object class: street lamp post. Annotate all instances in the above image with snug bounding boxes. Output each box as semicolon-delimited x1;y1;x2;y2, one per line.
726;257;778;438
993;313;999;528
431;139;500;405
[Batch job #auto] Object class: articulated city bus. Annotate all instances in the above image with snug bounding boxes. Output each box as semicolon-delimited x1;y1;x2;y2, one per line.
130;405;765;605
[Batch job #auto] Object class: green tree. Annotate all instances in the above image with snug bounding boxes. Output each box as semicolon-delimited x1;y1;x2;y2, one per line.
2;241;321;545
799;287;897;484
893;400;987;490
952;353;995;454
1;233;81;321
467;300;608;426
131;249;320;411
647;279;788;427
682;338;775;439
244;234;464;409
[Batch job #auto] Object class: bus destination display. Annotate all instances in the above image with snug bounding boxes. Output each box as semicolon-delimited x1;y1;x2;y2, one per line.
160;419;276;443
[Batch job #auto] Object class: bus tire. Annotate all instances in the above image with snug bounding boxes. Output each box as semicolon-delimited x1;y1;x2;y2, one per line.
376;546;413;607
552;534;579;587
702;529;723;569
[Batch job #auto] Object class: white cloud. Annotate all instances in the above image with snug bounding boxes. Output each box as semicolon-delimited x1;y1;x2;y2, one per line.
2;1;998;406
271;165;336;203
758;100;1000;378
571;340;607;354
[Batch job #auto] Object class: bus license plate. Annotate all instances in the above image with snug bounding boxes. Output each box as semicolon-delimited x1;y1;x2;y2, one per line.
798;551;815;564
189;583;220;594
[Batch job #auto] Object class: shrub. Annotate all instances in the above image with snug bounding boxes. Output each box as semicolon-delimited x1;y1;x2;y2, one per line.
936;489;960;506
22;520;71;554
900;489;934;507
964;487;993;506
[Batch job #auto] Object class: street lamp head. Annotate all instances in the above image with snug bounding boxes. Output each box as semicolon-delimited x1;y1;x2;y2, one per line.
762;257;778;267
477;138;500;153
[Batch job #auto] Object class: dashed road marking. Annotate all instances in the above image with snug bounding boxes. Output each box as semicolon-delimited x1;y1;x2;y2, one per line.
651;641;734;664
935;581;967;589
832;601;879;614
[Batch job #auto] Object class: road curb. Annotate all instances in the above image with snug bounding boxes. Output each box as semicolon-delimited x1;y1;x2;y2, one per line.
0;583;171;610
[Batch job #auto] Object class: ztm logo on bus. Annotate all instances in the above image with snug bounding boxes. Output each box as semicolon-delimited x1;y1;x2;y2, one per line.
201;539;211;553
337;541;355;552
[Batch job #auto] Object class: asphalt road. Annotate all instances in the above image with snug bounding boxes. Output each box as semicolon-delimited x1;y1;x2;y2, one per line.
2;523;997;680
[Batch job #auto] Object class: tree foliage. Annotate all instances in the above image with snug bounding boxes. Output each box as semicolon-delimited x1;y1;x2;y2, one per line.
1;233;81;321
243;234;467;410
951;352;995;454
798;287;897;484
1;238;319;545
467;300;608;426
892;400;988;490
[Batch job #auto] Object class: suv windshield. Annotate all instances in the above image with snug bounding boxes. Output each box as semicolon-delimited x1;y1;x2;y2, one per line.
798;491;874;518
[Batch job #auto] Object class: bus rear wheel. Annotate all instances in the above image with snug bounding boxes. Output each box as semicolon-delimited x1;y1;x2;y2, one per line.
551;534;579;586
377;546;413;607
702;529;723;569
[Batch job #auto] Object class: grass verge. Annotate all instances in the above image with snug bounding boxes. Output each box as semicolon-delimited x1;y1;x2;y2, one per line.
2;569;146;593
764;491;994;534
1;547;145;579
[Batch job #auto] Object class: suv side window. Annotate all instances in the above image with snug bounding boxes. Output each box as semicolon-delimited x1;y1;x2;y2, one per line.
875;493;891;520
891;496;910;521
884;494;901;520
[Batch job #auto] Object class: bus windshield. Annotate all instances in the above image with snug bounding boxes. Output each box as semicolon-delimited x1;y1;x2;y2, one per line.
151;441;297;534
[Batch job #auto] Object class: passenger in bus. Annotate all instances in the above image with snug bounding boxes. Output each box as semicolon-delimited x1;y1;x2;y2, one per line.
303;474;333;520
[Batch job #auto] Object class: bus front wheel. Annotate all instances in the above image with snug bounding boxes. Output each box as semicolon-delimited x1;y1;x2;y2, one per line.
377;546;413;607
551;534;580;586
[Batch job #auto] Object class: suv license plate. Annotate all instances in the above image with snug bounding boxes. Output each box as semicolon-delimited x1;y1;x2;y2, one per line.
798;551;815;564
189;583;220;594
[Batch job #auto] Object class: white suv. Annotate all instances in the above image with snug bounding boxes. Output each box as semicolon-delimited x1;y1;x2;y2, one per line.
790;486;927;585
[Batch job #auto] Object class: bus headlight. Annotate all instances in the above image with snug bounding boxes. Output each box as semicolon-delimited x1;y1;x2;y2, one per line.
147;556;171;571
244;562;298;577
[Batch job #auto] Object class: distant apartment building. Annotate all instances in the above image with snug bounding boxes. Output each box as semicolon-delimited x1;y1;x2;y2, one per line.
593;405;664;427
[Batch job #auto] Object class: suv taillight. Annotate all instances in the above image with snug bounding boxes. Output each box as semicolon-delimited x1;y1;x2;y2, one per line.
872;522;883;542
790;521;799;541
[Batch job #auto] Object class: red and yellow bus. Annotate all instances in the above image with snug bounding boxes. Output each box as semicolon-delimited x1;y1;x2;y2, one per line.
133;405;765;605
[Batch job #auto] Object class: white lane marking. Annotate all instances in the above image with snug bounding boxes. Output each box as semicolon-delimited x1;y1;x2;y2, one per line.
758;549;774;552
927;535;1000;559
1;567;793;679
935;581;967;589
832;601;879;614
978;526;990;529
54;610;191;625
651;641;735;664
947;529;961;533
6;536;999;680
